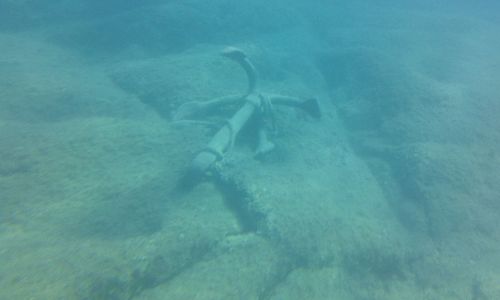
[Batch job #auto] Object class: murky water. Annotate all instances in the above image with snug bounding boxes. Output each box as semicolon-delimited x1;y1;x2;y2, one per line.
1;1;499;299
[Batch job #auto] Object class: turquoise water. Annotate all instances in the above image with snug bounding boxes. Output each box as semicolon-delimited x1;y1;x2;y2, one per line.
1;1;500;299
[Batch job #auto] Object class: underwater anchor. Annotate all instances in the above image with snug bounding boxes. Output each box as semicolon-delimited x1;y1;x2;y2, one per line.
173;47;321;181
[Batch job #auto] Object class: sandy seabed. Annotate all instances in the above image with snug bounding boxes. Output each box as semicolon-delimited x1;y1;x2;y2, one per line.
1;1;500;299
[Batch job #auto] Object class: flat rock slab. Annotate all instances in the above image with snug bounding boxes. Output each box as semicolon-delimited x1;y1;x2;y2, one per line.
137;234;289;300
